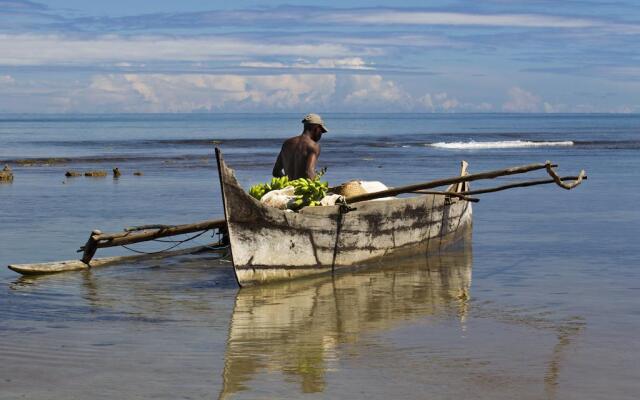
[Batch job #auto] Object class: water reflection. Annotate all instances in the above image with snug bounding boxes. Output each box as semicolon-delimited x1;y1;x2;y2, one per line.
218;250;472;399
4;250;586;399
7;252;237;322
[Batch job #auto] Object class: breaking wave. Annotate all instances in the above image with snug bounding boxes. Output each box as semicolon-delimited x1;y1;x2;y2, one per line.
428;140;575;149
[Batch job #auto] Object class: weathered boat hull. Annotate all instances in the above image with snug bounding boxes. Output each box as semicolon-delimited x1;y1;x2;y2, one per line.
216;148;472;286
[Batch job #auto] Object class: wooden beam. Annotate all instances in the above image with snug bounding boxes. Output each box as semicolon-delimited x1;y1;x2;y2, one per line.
90;219;226;246
408;191;480;203
345;162;557;204
9;243;226;275
80;230;101;264
458;175;588;196
124;224;173;232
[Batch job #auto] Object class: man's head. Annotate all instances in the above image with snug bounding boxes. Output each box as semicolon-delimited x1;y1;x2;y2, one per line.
301;113;328;141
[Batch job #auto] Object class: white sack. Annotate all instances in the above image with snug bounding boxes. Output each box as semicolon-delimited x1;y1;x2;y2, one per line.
320;194;345;206
260;186;297;210
358;181;388;193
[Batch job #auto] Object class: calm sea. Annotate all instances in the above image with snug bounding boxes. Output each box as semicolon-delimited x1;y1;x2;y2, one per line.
1;113;639;399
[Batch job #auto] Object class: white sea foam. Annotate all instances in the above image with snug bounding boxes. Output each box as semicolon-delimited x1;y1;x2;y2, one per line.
428;140;574;149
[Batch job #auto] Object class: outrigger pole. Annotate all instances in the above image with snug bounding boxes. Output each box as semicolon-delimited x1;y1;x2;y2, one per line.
345;161;586;204
79;218;227;264
8;219;228;275
7;160;585;276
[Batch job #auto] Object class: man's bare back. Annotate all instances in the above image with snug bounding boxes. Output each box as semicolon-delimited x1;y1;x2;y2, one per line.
273;114;327;180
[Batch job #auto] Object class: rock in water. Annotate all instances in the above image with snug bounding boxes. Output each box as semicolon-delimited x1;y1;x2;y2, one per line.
113;167;121;178
84;170;107;177
0;165;14;182
65;170;82;177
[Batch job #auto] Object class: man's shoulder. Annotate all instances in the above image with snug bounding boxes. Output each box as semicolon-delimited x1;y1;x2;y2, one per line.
283;134;314;145
307;139;320;152
283;135;299;144
299;136;320;152
282;134;319;152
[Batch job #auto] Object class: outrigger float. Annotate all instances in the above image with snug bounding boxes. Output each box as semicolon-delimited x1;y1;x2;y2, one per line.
8;148;586;286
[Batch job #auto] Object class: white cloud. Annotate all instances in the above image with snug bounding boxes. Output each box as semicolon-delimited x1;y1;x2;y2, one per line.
4;71;628;114
442;97;460;110
306;57;373;70
329;34;462;48
35;7;640;37
65;73;412;112
245;74;336;109
330;11;598;29
419;93;434;110
113;62;146;68
0;34;370;66
342;75;412;109
72;73;337;112
418;92;492;112
475;102;494;112
238;61;288;68
543;102;558;113
10;72;499;113
240;57;374;70
124;75;159;103
610;104;638;113
502;87;541;112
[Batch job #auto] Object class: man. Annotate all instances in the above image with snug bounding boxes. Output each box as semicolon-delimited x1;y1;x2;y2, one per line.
272;113;328;180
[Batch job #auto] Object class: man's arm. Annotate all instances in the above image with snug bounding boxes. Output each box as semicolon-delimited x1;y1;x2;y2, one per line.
305;144;320;179
272;151;285;177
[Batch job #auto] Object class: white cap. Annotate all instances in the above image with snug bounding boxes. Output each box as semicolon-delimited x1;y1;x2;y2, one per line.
301;113;328;133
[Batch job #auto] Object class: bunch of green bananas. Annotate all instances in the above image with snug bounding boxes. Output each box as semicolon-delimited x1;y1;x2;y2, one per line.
249;176;291;200
289;178;329;210
249;174;329;210
269;176;290;190
249;183;269;200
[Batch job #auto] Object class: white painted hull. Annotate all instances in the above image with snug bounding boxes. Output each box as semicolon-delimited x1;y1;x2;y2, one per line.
216;149;472;286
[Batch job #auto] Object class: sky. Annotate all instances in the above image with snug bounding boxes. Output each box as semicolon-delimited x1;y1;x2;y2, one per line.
0;0;639;113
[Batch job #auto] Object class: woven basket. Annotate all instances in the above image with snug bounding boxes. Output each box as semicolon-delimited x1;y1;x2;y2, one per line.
331;180;367;197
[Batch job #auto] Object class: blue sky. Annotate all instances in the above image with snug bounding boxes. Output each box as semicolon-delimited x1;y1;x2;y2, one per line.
0;0;638;113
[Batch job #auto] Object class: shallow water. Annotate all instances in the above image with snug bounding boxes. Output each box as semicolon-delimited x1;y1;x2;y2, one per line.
1;114;639;399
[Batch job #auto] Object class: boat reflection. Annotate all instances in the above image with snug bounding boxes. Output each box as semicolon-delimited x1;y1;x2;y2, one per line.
218;250;473;399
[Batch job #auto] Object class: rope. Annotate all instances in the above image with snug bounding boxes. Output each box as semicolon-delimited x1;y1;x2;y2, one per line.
330;203;356;273
202;244;230;251
121;229;211;255
151;237;202;243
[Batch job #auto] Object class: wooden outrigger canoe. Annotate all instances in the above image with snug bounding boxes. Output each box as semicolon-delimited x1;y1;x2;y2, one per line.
215;148;473;286
6;147;583;279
